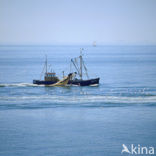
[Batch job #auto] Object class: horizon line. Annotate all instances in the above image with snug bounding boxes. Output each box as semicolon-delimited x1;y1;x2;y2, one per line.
0;44;156;47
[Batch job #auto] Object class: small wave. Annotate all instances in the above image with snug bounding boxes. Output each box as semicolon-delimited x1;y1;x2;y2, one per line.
0;95;156;110
1;95;156;104
0;83;99;87
0;83;44;87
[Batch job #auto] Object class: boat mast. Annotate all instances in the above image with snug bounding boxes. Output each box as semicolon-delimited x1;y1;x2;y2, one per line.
71;48;89;80
80;48;83;80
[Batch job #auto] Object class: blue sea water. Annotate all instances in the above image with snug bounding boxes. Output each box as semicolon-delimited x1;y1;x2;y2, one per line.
0;45;156;156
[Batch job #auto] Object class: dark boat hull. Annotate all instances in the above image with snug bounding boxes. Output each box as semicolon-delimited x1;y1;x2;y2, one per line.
68;78;100;86
33;80;56;85
33;78;100;86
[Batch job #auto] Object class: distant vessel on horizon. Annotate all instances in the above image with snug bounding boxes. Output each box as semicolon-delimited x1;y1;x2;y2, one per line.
93;41;96;47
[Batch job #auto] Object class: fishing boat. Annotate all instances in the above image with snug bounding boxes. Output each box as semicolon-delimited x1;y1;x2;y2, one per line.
68;49;100;86
33;56;74;86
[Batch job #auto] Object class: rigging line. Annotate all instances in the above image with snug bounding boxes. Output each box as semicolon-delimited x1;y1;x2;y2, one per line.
82;60;89;79
48;64;52;72
79;55;82;76
74;58;80;71
70;62;72;73
71;59;81;76
40;63;46;80
45;54;47;74
73;58;80;73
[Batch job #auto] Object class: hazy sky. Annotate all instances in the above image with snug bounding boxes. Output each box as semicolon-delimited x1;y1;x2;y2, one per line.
0;0;156;45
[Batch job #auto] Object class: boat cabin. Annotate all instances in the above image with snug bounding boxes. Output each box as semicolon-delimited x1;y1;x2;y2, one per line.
44;72;59;82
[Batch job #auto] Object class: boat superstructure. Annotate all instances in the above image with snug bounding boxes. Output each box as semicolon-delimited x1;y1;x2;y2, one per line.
33;56;60;85
68;48;100;86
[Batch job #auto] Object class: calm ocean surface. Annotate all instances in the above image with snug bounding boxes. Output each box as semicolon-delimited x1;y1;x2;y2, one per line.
0;45;156;156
